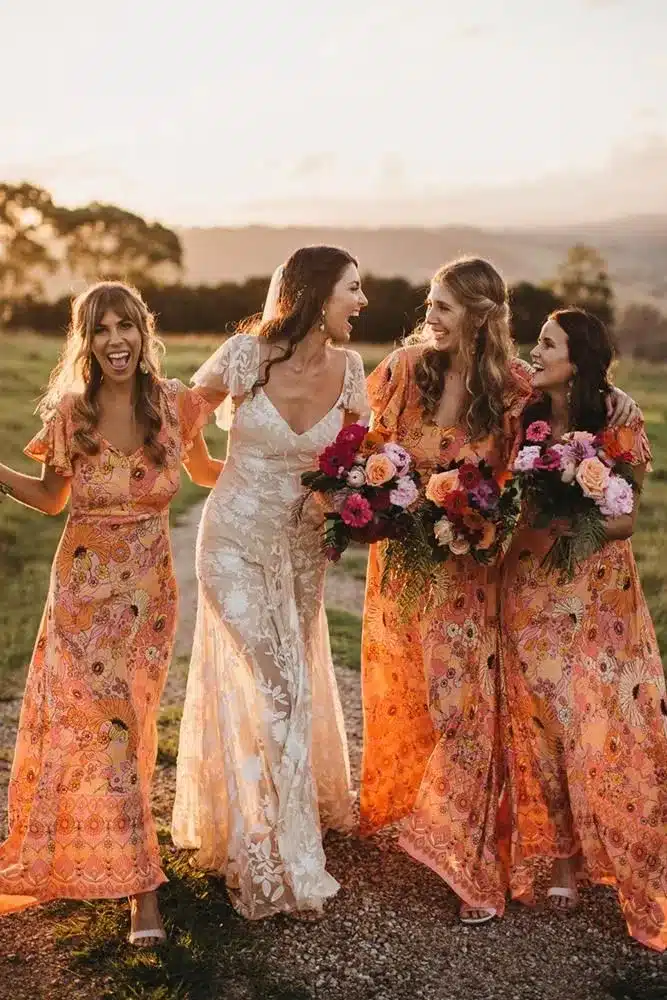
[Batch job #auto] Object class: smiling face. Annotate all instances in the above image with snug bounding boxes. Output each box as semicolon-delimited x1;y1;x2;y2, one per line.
90;308;143;385
424;280;468;356
531;317;575;392
323;263;368;343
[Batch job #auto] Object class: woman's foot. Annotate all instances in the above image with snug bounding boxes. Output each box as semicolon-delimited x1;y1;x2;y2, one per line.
547;857;580;913
459;904;497;925
128;891;167;947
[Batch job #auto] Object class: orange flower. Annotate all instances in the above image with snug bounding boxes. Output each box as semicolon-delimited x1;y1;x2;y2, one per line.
477;520;497;551
359;430;387;455
56;602;95;632
463;509;485;532
365;453;397;486
600;426;635;460
425;470;460;506
496;469;512;489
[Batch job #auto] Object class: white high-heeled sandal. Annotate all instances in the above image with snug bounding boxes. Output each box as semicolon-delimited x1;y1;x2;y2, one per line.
546;886;579;911
128;927;167;946
459;905;497;925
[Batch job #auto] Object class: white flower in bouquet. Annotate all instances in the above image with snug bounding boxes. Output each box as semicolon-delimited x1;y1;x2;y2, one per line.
449;534;471;556
433;517;454;547
346;467;366;488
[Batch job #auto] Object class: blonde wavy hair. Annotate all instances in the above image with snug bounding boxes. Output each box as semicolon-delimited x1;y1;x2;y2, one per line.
40;281;167;464
409;256;516;440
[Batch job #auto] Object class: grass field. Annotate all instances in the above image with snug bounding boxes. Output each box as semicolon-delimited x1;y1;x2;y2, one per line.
0;332;665;693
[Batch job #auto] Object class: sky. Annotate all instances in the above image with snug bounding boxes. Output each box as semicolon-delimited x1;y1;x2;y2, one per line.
1;0;666;227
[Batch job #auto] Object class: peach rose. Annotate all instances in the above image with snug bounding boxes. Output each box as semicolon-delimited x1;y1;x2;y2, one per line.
477;520;497;551
576;456;610;501
425;469;460;506
365;453;397;486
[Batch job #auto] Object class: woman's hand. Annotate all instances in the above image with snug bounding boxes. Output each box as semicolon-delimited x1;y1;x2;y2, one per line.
302;492;327;530
549;517;575;539
182;431;223;488
606;388;641;427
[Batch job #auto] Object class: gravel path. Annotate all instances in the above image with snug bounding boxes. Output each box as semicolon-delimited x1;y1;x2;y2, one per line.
0;504;664;1000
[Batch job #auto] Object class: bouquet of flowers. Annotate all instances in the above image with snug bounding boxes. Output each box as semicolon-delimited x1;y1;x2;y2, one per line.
512;419;638;579
298;422;420;561
380;454;521;615
420;457;520;563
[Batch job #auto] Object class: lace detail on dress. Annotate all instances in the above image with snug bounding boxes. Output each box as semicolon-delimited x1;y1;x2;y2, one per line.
172;339;357;919
191;334;259;430
341;349;370;420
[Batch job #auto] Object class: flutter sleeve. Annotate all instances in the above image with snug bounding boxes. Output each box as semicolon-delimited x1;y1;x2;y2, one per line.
166;380;216;458
23;397;74;477
366;348;409;438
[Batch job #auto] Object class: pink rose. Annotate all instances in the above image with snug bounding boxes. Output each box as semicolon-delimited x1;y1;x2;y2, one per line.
389;476;419;509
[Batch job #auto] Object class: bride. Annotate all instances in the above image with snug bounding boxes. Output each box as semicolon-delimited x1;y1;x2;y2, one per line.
172;245;369;919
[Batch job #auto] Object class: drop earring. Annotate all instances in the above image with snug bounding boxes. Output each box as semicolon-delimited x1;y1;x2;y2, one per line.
139;359;148;374
319;310;326;333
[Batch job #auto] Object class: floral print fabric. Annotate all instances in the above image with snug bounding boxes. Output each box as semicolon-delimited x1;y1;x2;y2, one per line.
0;380;211;912
360;346;533;913
501;421;667;951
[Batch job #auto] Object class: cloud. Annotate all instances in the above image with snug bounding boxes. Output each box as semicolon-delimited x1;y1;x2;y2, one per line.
232;134;667;229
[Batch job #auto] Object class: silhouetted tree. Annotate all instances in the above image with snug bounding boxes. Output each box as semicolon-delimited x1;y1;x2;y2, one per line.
56;202;182;285
509;281;564;344
549;243;615;327
0;183;59;321
616;302;667;360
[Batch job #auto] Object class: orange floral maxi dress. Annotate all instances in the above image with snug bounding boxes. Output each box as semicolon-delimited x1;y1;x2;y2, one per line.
500;421;667;951
0;379;212;913
360;346;532;914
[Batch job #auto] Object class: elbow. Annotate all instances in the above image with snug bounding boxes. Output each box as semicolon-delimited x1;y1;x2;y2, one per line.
607;516;635;542
46;494;70;516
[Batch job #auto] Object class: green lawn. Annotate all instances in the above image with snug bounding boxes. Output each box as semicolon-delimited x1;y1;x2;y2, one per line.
0;334;665;692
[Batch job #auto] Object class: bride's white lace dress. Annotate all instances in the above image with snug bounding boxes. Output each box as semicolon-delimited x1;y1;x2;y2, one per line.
172;333;369;919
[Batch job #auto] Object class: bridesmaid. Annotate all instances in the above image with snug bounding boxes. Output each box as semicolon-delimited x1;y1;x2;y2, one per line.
360;258;639;925
501;309;667;951
0;282;220;946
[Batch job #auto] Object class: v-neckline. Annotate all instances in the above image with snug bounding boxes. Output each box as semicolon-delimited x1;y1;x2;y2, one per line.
259;351;349;438
99;433;144;460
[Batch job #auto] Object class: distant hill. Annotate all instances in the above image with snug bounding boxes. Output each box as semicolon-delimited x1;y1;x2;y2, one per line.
178;217;667;307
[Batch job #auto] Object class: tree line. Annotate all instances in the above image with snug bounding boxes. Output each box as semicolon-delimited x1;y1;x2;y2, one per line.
1;181;665;355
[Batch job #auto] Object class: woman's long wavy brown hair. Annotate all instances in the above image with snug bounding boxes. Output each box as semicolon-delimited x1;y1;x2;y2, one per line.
40;281;167;464
241;245;357;392
409;257;516;440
